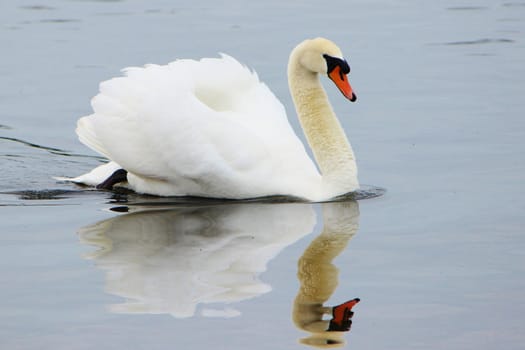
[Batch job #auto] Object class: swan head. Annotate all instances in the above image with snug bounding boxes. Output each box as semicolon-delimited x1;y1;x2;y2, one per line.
291;37;357;102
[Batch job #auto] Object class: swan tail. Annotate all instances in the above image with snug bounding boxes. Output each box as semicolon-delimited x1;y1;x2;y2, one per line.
55;161;124;187
76;114;111;159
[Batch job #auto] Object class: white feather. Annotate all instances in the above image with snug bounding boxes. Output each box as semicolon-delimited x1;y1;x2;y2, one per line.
75;55;319;198
71;38;360;201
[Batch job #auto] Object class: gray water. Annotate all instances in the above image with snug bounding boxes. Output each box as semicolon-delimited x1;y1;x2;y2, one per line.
1;0;524;349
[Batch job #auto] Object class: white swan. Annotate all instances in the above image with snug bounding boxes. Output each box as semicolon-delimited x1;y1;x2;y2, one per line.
69;38;359;201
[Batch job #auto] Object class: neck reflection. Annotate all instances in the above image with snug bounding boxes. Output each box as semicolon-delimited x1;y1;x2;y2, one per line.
293;201;360;348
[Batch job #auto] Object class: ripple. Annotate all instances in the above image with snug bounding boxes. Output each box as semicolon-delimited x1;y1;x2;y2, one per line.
5;181;384;207
445;38;515;46
19;5;56;10
95;12;134;16
103;185;386;211
447;6;488;11
5;189;79;200
0;136;105;160
39;19;81;23
503;2;525;7
350;185;386;200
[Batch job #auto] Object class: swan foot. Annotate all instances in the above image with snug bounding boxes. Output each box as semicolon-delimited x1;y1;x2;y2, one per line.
96;169;128;190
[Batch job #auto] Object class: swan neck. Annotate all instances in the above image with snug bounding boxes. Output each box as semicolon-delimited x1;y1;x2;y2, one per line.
288;59;358;196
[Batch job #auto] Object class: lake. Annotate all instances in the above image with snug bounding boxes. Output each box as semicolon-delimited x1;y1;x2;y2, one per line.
1;0;524;349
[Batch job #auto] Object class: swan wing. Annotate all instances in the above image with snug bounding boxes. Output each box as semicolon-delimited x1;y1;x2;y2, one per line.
77;55;319;197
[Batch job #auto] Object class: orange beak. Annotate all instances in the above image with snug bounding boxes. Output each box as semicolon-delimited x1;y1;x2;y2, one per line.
328;65;357;102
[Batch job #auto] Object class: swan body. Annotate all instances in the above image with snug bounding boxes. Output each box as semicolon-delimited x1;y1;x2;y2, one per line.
70;38;359;201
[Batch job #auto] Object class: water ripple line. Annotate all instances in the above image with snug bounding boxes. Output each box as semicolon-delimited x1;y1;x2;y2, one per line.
0;136;106;160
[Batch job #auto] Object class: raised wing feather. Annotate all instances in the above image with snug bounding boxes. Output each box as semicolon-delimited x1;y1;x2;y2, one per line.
77;55;318;197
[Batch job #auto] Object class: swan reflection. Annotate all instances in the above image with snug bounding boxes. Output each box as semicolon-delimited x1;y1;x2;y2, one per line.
78;200;361;347
78;203;316;318
293;201;360;348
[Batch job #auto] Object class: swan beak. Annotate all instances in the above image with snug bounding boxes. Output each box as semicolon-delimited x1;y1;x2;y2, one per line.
328;66;357;102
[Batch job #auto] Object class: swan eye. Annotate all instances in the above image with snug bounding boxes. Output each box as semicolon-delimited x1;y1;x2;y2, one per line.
323;54;351;75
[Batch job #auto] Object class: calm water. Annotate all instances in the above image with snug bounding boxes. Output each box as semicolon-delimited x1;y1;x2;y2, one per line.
1;0;525;349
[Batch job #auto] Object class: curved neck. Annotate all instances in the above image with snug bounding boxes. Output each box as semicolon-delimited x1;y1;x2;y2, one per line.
288;59;359;195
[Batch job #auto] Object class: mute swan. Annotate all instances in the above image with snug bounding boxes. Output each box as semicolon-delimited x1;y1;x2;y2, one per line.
69;38;359;201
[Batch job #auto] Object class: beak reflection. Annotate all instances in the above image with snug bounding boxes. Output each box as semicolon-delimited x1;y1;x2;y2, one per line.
293;201;361;348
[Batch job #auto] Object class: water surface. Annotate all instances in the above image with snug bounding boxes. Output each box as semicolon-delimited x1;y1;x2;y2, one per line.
1;0;524;349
